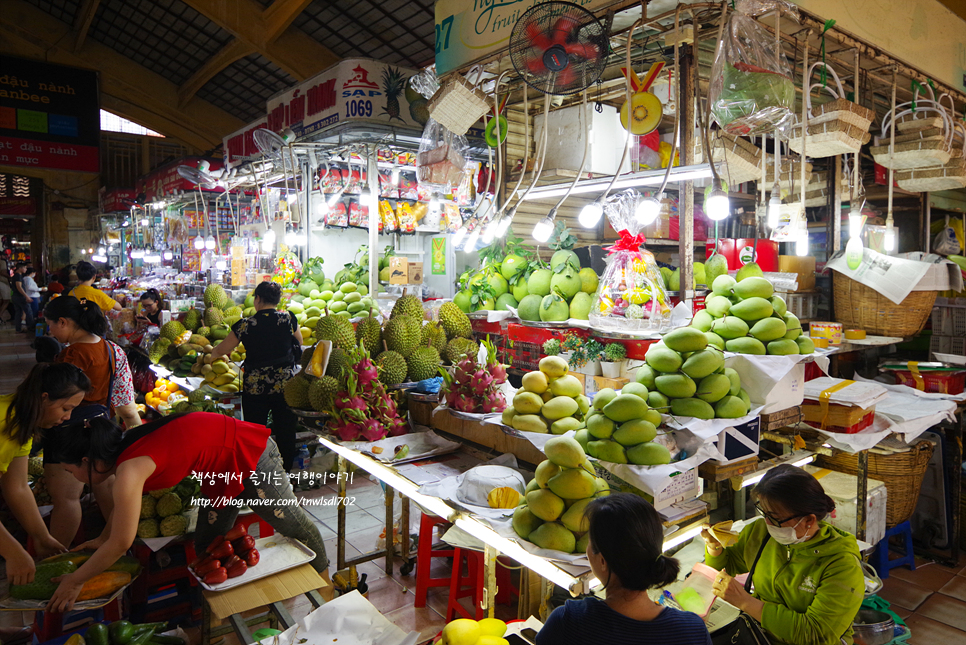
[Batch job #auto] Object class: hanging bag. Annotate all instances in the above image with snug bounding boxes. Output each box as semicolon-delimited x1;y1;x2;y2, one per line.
788;62;875;158
933;215;962;255
710;538;773;645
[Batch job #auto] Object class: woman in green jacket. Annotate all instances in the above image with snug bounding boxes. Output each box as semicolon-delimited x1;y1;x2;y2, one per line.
703;465;864;645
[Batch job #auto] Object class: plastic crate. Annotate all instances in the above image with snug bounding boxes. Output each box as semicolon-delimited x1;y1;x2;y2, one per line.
892;370;966;394
932;306;966;337
951;337;966;356
930;333;952;354
781;291;820;322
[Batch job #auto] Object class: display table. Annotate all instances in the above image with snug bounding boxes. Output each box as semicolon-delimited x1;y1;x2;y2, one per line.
201;565;329;645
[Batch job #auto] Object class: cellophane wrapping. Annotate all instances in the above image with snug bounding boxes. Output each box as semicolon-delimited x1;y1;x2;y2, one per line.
416;118;468;192
589;191;672;332
709;0;798;136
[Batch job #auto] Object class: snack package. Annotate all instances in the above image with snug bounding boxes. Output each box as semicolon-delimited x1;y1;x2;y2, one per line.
348;198;369;228
708;0;798;135
411;201;429;225
442;204;462;233
590;190;672;332
396;201;416;234
378;169;398;199
343;167;364;195
416;118;469;191
322;167;344;193
326;200;348;228
379;200;399;234
166;212;189;246
399;172;419;200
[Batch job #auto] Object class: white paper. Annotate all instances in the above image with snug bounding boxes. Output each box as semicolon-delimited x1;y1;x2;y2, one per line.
854;374;966;403
416;453;523;520
139;507;199;551
257;590;419;645
670;302;694;328
724;353;823;409
825;248;933;304
804;377;889;408
596;442;723;496
341;430;461;464
666;405;765;442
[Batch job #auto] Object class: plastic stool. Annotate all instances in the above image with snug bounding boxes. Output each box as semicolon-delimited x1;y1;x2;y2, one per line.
32;597;122;641
414;513;456;607
871;521;916;580
446;548;518;621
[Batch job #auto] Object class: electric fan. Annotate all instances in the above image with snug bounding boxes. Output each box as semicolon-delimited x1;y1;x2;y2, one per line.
177;163;219;188
509;1;608;96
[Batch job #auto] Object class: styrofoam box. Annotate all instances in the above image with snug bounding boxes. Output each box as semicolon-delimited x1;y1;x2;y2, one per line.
593;463;702;512
534;104;630;176
805;465;887;546
760;362;806;414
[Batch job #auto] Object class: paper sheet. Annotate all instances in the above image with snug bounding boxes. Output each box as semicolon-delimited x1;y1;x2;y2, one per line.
725;352;827;406
416;453;523;520
596;441;723;496
139;507;198;551
341;429;461;464
826;248;934;305
666;405;765;442
255;590;419;645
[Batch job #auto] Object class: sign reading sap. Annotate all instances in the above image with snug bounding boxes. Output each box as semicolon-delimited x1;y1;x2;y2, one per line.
434;0;613;77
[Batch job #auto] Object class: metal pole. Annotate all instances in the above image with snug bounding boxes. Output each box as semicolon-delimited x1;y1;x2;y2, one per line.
856;450;868;542
678;42;695;305
832;155;843;251
484;544;497;619
303;158;313;261
367;144;380;297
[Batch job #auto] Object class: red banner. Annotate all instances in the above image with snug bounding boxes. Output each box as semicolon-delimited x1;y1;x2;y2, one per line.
98;187;136;213
0;196;37;216
0;134;98;173
137;157;225;201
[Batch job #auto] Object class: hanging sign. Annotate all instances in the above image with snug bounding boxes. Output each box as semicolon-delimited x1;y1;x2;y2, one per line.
265;58;423;140
432;237;447;274
433;0;616;77
222;117;267;168
0;55;99;172
98;187;136;213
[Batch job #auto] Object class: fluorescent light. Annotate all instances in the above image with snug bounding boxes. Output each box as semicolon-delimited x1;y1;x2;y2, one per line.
163;250;173;260
518;165;717;201
97;246;106;255
452;226;468;247
391;166;400;184
140;218;149;226
429;194;440;212
767;192;781;229
884;216;896;252
849;208;863;239
215;260;227;270
741;454;816;489
464;225;481;251
92;254;107;262
662;523;706;552
796;230;809;256
482;218;498;244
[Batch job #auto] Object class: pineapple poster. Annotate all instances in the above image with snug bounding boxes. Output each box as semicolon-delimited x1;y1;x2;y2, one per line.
265;59;424;140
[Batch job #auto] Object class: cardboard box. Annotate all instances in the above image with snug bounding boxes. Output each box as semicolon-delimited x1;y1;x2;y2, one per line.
407;261;424;284
389;257;409;284
593;463;701;511
760;362;806;414
586;376;629;396
712;417;761;465
806;465;886;545
779;255;817;291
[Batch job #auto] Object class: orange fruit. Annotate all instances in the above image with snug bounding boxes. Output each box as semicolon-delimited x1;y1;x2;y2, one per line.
166;381;180;393
159;390;170;401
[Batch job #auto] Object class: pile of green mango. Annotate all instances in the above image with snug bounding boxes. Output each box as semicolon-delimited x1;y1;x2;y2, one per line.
637;327;750;420
690;275;815;356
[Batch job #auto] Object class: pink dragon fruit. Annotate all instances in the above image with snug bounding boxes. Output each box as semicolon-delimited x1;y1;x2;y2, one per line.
455;358;475;384
470;371;494;396
354;358;379;386
387;417;409;437
360;418;387;442
481;390;506;413
488;361;508;384
332;417;364;441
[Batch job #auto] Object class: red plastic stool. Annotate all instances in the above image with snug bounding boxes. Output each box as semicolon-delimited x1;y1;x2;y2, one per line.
32;597;122;641
446;548;518;621
414;513;459;607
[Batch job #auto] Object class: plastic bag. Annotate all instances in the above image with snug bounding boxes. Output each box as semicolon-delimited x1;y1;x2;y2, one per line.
409;65;440;100
589;190;672;332
416;118;469;192
709;0;798;135
934;215;962;255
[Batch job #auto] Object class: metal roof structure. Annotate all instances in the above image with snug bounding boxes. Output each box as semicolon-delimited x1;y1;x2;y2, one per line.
18;0;437;144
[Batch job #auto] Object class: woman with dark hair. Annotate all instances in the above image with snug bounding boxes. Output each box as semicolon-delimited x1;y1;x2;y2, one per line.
537;494;711;645
136;289;163;326
69;261;120;313
212;281;302;470
703;465;864;645
0;364;91;584
43;296;141;547
42;412;330;612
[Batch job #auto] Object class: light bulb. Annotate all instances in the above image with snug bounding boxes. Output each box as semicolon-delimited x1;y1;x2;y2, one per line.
767;192;782;229
163;250;173;260
262;237;274;252
327;191;343;206
359;183;371;199
87;247;93;254
482;219;498;244
193;236;205;250
884;217;896;252
579;201;604;228
391;166;400;184
205;235;216;250
131;249;144;259
98;246;105;255
430;194;440;211
706;185;731;222
285;231;297;246
263;229;276;244
796;222;809;257
140;218;149;226
122;220;130;227
849;208;863;239
216;260;227;270
452;226;468;247
464;226;481;250
80;249;86;255
533;215;555;243
636;196;661;226
497;214;513;237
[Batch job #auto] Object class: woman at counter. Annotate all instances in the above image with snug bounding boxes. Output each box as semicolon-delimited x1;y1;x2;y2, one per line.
43;411;330;612
703;465;864;645
537;494;712;645
69;261;121;313
136;289;163;326
0;364;90;583
211;282;301;471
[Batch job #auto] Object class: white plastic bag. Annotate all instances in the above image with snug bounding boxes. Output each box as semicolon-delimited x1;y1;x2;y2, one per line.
934;215;961;255
416;118;469;192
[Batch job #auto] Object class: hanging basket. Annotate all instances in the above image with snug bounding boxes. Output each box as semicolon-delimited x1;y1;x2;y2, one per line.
832;271;937;337
871;83;954;170
763;154;813;192
701;133;764;185
788;63;875;158
427;70;489;136
896;115;966;192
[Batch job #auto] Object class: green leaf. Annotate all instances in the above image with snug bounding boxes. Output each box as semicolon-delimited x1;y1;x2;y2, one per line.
471;295;480;305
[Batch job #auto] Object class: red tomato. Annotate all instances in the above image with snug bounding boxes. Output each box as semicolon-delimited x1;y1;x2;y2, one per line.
203;567;228;585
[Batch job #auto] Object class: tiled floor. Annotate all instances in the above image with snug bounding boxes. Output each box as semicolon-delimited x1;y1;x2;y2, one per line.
877;551;966;643
0;326;38;390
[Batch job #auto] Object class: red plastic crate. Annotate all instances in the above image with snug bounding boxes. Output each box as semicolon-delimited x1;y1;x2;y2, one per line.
667;290;708;313
892;370;966;395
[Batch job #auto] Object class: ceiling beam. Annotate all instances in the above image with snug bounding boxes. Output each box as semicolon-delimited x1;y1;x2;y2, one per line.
71;0;100;52
178;38;256;109
262;0;315;42
1;1;243;151
179;0;339;80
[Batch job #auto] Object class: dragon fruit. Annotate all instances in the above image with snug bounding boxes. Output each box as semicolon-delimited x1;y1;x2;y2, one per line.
332;416;364;441
470;371;494;396
481;390;506;413
354;357;379;387
325;345;408;443
360;418;386;442
439;334;508;415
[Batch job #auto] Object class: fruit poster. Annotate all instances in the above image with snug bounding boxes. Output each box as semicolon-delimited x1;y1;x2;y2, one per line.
432;237;446;275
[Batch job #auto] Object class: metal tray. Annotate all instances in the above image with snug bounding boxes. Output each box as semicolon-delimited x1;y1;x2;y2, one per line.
191;535;316;592
291;408;332;419
517;320;571;328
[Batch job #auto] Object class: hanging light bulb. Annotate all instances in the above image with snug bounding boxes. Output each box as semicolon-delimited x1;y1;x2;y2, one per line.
391;166;400;184
452;225;468;248
429;194;440;212
705;180;731;221
140;218;149;226
87;247;93;254
884;215;896;252
497;213;514;237
481;218;498;244
131;249;144;259
464;225;482;250
327;191;343;207
205;235;216;250
285;230;297;246
636;195;661;226
532;212;555;243
359;183;371;199
579;199;604;228
163;250;173;261
215;260;227;270
97;246;106;255
263;229;276;244
767;184;782;228
193;235;205;250
796;219;809;257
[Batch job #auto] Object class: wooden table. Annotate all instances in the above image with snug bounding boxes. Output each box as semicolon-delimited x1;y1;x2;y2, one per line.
201;565;330;645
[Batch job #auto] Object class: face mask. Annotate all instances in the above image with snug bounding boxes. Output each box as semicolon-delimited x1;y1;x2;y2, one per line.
766;517;808;545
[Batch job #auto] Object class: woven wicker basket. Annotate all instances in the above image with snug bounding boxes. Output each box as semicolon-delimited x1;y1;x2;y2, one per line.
704;133;763;184
816;440;934;527
896;118;966;192
427;73;489;136
872;87;954;170
789;64;875;158
832;271;938;337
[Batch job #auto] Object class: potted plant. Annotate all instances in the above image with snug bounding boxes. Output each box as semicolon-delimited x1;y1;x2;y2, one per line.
562;334;604;376
600;343;627;378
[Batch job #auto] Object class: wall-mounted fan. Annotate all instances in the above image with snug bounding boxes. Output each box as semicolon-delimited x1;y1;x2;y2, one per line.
509;1;608;96
177;162;220;188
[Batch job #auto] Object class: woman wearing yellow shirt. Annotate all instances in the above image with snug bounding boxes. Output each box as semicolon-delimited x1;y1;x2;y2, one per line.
0;363;90;584
69;261;120;313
